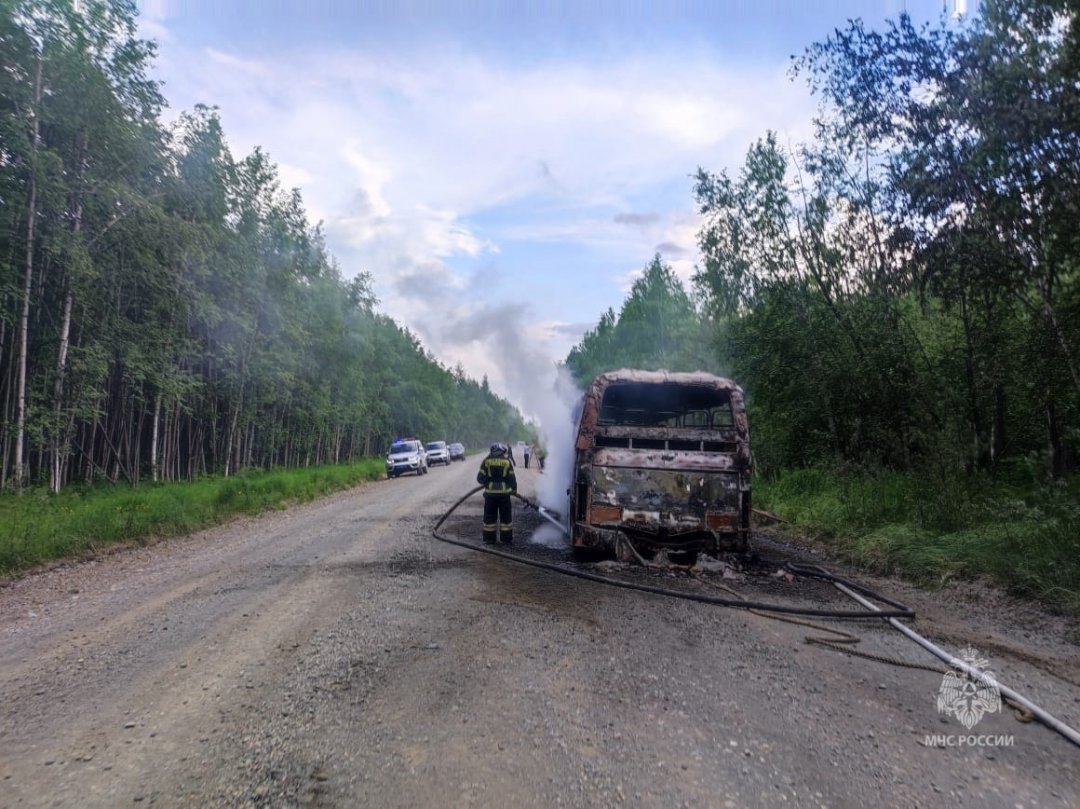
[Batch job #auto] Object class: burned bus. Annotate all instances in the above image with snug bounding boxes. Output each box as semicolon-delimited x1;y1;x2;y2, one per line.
569;370;751;560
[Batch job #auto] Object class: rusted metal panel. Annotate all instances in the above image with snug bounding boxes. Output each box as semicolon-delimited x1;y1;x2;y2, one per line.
593;447;738;472
569;369;752;557
706;512;738;529
588;466;740;513
588;504;622;524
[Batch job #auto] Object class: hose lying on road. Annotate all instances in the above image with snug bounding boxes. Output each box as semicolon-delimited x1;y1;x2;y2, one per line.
432;486;914;620
432;485;1080;750
831;575;1080;749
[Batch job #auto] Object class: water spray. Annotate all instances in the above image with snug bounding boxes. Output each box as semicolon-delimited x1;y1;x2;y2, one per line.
535;505;569;536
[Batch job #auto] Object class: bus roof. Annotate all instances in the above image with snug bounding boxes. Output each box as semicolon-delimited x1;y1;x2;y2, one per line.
588;369;743;392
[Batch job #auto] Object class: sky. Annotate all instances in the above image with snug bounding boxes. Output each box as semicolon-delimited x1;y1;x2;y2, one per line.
135;0;953;412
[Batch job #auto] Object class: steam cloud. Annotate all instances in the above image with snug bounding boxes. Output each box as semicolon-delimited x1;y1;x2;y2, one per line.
438;303;582;534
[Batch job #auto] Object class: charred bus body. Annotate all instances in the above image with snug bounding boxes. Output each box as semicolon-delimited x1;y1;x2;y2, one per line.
569;370;751;560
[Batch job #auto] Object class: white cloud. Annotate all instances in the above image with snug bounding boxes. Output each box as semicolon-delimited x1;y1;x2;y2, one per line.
143;28;817;401
276;161;314;191
639;93;747;148
340;140;393;219
412;205;493;259
614;265;646;295
657;215;704;288
137;16;171;43
204;47;269;77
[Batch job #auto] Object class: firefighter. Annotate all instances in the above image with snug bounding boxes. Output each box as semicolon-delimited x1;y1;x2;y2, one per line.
477;442;517;545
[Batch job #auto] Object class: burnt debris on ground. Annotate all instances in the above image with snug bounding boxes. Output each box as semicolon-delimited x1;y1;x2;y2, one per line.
436;505;864;613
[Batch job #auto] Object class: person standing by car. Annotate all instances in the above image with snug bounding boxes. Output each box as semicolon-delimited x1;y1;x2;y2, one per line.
477;443;517;545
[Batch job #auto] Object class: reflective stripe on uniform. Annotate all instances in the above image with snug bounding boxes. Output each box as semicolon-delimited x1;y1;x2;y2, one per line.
478;456;516;495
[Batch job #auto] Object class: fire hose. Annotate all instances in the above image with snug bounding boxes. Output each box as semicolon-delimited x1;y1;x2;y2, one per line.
433;486;913;619
431;485;1080;749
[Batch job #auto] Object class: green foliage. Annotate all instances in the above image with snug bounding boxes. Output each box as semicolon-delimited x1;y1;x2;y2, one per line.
0;459;386;574
757;469;1080;613
562;2;1080;608
565;254;724;385
0;2;528;492
687;3;1080;478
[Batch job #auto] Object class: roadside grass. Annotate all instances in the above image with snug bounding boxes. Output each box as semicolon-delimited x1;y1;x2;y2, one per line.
0;459;386;576
756;468;1080;614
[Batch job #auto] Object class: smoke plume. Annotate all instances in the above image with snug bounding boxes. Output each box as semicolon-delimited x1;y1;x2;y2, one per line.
439;303;582;525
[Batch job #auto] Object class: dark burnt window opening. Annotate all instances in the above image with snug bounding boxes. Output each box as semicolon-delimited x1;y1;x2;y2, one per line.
668;439;702;452
597;436;710;451
598;382;733;430
632;438;666;450
575;482;589;520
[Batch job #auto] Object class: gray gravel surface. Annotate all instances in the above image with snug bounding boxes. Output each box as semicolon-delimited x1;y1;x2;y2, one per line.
1;461;1077;808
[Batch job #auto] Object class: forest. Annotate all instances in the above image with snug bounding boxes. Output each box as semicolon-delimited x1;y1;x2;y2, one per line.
565;1;1079;607
2;0;1077;604
570;0;1079;482
0;0;528;493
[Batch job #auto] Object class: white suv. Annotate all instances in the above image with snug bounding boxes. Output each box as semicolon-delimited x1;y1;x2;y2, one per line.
386;439;428;478
425;440;450;466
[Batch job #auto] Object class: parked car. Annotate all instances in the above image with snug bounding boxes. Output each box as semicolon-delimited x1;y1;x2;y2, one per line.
386;439;428;477
425;440;450;465
448;442;466;462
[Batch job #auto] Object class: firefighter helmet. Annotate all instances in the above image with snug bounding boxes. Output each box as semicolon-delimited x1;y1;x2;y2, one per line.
489;442;506;457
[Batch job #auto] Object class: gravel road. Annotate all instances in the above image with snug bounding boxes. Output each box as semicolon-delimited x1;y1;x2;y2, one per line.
1;461;1078;808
